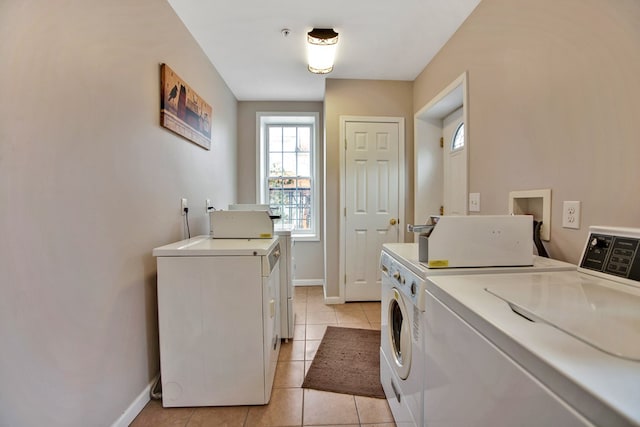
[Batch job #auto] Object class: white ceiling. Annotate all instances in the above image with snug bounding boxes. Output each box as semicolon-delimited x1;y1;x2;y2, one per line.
168;0;481;101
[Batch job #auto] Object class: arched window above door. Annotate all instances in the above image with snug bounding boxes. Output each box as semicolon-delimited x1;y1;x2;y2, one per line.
451;122;465;151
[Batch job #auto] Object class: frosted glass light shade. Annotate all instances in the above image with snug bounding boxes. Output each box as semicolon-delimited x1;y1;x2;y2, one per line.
307;28;338;74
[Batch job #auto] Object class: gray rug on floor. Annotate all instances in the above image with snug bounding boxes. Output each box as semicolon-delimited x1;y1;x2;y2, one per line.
302;326;385;399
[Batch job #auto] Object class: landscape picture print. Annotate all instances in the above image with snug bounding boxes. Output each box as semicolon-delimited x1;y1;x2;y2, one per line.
160;64;212;149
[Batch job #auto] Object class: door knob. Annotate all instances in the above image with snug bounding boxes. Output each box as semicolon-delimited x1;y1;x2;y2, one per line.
390;218;397;226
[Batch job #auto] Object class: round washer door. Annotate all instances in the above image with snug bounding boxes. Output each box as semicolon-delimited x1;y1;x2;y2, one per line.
387;288;412;379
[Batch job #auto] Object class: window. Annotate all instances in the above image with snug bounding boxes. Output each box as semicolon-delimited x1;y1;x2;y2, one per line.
451;122;465;151
258;113;319;240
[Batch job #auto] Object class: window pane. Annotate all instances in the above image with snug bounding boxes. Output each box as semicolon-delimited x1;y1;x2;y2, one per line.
282;127;297;151
282;153;296;176
269;153;283;176
269;127;283;152
297;152;310;177
268;187;284;206
452;123;465;151
296;185;312;230
268;177;283;190
298;128;311;151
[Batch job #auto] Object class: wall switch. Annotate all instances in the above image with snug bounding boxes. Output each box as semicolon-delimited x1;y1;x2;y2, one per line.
562;201;580;229
469;193;480;212
206;199;214;213
181;198;188;215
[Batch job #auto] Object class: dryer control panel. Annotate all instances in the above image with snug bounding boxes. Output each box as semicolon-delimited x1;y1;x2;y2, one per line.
580;229;640;282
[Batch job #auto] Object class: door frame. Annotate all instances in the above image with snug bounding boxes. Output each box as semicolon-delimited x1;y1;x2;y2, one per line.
338;115;405;303
414;71;469;220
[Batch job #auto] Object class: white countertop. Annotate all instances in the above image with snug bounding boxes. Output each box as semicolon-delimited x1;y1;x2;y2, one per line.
426;271;640;427
152;235;279;257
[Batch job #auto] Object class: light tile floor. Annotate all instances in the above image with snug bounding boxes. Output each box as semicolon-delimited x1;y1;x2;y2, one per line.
131;285;395;427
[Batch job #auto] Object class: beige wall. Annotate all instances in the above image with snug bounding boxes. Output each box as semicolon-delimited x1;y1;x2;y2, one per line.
0;1;237;425
324;79;414;298
237;101;325;281
414;0;640;263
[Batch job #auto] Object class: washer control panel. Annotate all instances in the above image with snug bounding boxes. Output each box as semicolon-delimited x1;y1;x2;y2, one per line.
580;229;640;282
380;250;426;310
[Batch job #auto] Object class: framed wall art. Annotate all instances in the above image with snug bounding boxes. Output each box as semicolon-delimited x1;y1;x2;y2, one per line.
160;64;212;150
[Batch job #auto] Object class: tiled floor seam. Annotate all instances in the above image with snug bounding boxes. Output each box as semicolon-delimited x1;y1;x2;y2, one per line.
300;385;306;427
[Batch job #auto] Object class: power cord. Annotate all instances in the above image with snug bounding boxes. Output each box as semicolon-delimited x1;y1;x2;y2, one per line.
150;374;162;400
183;207;191;238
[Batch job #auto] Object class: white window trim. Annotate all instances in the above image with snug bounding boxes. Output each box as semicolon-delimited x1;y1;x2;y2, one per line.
256;112;320;241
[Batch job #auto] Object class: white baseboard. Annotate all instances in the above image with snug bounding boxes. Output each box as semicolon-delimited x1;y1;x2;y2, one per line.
293;279;325;287
323;295;344;305
323;284;345;305
111;373;159;427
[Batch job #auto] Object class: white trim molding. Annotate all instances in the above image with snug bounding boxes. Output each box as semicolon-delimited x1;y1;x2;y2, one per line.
111;374;159;427
293;279;325;287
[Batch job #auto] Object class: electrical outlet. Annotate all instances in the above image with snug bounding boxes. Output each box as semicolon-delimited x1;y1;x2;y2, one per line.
181;198;188;215
469;193;480;212
562;201;580;229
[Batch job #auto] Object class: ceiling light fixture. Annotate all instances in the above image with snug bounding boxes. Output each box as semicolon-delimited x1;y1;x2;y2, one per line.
306;28;339;74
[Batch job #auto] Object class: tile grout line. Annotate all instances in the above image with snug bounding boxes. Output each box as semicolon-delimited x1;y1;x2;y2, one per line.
185;408;196;427
300;288;307;427
303;290;312;427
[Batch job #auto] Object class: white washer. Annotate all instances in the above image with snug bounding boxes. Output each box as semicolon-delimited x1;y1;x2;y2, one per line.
423;226;640;426
381;243;576;427
380;249;426;427
153;235;281;407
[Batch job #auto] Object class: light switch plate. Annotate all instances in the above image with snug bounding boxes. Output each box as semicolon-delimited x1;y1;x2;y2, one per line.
469;193;480;212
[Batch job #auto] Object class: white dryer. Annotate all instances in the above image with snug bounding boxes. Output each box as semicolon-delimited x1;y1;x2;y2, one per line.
423;226;640;426
153;236;281;407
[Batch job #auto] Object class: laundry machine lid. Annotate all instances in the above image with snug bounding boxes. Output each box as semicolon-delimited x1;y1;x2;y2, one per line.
487;274;640;361
152;235;279;257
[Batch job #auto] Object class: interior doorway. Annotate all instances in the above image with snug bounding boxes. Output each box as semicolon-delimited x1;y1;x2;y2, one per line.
414;72;468;222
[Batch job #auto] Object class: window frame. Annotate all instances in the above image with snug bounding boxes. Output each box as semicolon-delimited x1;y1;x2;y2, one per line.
257;112;320;241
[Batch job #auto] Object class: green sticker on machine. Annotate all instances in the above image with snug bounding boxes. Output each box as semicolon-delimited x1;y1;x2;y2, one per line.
428;260;449;268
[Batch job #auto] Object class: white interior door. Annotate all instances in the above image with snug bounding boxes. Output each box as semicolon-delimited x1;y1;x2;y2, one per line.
442;107;467;215
344;120;401;301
